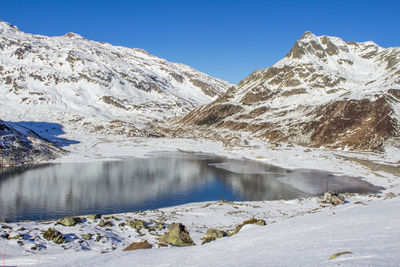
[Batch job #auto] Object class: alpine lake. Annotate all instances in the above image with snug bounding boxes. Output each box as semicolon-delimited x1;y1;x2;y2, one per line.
0;152;382;222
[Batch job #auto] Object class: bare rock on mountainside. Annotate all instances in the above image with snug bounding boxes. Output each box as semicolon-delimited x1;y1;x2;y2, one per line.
0;119;62;166
0;20;232;136
172;32;400;151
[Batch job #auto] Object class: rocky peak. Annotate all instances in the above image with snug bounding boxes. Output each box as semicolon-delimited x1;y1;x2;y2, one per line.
174;33;400;151
63;32;85;39
0;20;20;35
298;31;318;42
286;32;386;63
287;32;340;60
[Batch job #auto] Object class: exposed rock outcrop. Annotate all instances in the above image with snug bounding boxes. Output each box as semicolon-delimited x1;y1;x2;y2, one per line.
171;33;400;151
201;228;228;244
58;217;82;227
159;223;195;247
42;228;66;244
323;192;345;205
123;240;152;251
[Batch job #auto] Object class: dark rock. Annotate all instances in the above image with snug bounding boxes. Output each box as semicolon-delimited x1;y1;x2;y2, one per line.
82;233;92;240
123;240;152;251
43;228;66;244
95;233;102;242
98;219;113;227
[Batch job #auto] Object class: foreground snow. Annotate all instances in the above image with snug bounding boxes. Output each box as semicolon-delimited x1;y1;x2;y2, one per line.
2;193;399;266
1;135;400;266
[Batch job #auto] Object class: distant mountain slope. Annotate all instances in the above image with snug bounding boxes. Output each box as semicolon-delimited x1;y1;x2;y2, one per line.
0;20;232;136
0;119;61;166
174;32;400;150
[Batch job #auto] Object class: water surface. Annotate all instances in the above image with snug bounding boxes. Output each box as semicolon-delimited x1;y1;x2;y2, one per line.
0;152;382;221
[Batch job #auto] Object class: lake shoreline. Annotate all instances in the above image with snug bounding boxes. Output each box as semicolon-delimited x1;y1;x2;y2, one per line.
1;137;400;265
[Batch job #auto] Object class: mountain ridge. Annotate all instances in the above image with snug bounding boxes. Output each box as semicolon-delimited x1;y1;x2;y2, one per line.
0;20;232;137
0;19;233;165
171;32;400;151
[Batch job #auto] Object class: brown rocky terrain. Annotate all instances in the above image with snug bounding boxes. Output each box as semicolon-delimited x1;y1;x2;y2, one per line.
170;32;400;151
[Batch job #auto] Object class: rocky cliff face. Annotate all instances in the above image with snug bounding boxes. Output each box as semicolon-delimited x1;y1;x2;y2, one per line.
0;20;232;136
174;32;400;150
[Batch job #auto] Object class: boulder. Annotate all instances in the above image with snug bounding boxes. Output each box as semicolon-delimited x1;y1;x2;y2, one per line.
8;234;20;240
95;233;102;242
82;233;92;240
126;219;148;230
323;192;345;205
43;228;66;244
98;219;113;227
87;214;102;220
123;240;152;251
58;217;82;227
159;223;195;247
205;228;227;239
201;228;228;244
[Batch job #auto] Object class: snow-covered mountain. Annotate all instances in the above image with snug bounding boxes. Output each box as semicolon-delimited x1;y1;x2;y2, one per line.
0;20;232;136
174;32;400;150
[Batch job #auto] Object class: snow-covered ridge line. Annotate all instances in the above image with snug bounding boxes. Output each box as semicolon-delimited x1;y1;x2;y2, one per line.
173;32;400;151
0;20;232;137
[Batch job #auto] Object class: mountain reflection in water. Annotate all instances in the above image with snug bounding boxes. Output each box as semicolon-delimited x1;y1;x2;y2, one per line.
0;152;382;221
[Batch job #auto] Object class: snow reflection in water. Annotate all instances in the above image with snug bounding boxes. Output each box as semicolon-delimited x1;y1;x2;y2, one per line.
0;152;382;221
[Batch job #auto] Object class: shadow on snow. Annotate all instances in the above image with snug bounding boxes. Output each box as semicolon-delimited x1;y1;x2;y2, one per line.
8;121;80;147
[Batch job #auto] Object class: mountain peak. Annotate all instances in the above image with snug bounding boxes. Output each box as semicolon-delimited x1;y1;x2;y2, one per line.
286;33;347;59
299;31;317;41
63;32;84;39
0;20;20;34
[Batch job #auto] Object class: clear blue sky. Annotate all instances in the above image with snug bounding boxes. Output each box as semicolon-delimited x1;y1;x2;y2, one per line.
1;0;399;83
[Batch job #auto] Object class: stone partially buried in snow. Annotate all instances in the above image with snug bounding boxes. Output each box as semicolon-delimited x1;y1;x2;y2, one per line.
205;228;228;239
43;228;66;244
323;192;345;205
159;223;195;247
123;240;153;251
58;217;82;226
126;219;148;230
87;214;102;220
230;218;266;236
201;228;228;244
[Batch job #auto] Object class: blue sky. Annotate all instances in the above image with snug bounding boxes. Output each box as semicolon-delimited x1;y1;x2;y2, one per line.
1;0;399;83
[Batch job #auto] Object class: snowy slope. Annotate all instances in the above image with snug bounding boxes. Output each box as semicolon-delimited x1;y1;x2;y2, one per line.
0;119;61;166
174;32;400;150
2;193;400;266
0;20;232;136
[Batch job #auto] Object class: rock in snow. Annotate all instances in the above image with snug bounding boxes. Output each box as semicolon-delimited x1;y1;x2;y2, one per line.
159;223;195;247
